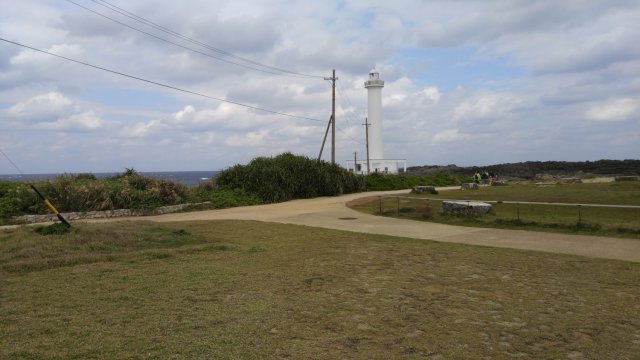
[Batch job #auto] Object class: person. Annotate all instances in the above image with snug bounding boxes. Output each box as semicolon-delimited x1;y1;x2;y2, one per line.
489;171;496;185
474;171;481;184
481;171;489;184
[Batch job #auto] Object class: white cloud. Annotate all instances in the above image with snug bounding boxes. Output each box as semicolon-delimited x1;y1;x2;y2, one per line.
224;129;270;147
452;96;498;121
432;128;470;143
585;98;638;121
8;92;73;120
12;44;83;65
47;111;103;131
1;0;638;173
120;119;165;138
4;92;105;131
421;87;441;103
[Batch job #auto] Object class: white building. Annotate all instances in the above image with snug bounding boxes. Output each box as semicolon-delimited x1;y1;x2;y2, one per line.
347;68;407;174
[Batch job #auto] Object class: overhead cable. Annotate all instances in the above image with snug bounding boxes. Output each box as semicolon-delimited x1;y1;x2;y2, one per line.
71;0;323;79
91;0;323;78
0;37;323;123
63;0;313;78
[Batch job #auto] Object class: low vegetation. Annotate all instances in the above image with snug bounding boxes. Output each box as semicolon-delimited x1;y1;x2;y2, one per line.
350;181;640;238
364;172;465;191
1;220;639;358
0;153;363;223
0;168;193;221
216;152;364;202
2;153;464;223
405;159;640;178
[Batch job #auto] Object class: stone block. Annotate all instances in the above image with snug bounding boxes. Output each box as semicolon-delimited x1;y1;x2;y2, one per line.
411;186;437;194
443;201;492;216
460;183;479;191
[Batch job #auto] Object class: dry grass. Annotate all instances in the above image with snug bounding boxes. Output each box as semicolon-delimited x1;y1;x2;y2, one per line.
1;220;640;359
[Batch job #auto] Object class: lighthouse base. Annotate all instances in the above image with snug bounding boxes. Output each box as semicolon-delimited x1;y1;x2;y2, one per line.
347;159;407;175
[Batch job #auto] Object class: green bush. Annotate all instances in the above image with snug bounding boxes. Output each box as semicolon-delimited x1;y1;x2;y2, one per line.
205;188;263;209
216;153;365;203
34;223;71;235
0;170;192;219
363;173;463;191
0;182;38;219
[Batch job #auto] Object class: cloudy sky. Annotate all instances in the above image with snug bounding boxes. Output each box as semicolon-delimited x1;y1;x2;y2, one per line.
1;0;639;174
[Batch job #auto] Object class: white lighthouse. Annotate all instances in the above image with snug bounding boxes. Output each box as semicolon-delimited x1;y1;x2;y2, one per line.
365;68;385;160
348;68;406;174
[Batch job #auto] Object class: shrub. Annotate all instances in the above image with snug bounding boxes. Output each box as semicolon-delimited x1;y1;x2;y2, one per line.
216;152;364;203
34;222;71;235
364;173;463;191
75;173;97;181
1;169;192;219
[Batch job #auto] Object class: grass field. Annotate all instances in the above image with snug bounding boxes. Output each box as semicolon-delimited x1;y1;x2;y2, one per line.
349;182;640;238
1;220;640;359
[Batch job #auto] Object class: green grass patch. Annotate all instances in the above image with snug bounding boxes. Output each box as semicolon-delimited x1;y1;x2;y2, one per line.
34;222;71;236
350;182;640;238
1;220;639;358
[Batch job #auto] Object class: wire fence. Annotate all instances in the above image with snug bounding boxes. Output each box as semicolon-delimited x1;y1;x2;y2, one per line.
377;195;640;230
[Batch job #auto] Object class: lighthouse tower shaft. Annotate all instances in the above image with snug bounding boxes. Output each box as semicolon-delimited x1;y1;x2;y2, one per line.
365;70;384;160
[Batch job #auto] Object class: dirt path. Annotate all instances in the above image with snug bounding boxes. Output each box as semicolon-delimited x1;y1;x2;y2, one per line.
83;188;640;263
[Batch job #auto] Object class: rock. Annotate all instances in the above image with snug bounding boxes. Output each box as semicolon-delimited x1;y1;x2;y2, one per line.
443;201;491;216
460;183;479;191
411;185;437;194
560;178;582;184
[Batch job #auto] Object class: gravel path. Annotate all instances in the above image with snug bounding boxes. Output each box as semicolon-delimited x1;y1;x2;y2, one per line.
85;188;640;263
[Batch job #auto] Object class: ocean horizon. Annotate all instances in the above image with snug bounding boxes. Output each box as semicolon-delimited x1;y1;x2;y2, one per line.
0;170;220;186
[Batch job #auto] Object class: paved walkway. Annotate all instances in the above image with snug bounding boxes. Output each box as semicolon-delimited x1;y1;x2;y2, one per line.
86;189;640;263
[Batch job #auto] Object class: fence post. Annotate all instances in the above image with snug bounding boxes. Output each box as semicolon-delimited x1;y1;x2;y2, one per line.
517;202;520;221
379;196;382;214
397;196;400;215
577;205;582;226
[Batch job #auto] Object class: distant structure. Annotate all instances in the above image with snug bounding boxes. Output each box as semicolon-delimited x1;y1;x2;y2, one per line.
348;68;406;174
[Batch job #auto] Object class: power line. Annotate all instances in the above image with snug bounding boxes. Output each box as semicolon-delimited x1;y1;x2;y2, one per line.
337;79;365;120
337;125;364;145
335;83;361;129
0;37;324;123
91;0;323;78
71;0;324;79
321;75;363;146
0;148;25;176
64;0;316;78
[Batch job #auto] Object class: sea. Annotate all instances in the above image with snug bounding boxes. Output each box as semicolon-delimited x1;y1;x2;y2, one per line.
0;171;220;186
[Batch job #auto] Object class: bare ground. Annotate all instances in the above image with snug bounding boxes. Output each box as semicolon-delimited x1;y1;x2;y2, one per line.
81;188;640;263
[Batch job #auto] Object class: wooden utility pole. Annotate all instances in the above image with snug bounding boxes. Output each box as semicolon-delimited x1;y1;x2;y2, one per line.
363;117;370;174
317;115;333;162
324;69;338;163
